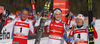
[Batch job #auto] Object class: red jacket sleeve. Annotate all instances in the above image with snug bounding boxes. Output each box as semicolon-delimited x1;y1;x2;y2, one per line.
29;28;36;35
69;30;74;36
93;28;98;39
65;17;71;26
4;17;13;26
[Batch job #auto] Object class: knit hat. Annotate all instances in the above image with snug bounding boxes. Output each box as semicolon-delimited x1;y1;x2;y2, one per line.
76;14;84;21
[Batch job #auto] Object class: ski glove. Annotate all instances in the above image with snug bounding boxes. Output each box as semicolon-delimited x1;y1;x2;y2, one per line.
91;21;95;25
72;15;74;18
64;34;72;41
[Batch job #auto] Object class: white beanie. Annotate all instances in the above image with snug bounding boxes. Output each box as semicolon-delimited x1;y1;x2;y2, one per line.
76;14;84;21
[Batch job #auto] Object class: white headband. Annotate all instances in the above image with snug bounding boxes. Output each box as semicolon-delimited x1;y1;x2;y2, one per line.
54;9;61;14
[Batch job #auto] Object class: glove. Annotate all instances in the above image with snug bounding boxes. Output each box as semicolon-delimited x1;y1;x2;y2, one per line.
42;8;45;11
68;37;73;41
64;34;69;41
91;21;95;25
64;34;72;41
64;34;67;38
72;15;74;18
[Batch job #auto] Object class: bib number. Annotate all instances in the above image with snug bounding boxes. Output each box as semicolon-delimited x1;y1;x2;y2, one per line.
77;33;81;39
20;27;22;33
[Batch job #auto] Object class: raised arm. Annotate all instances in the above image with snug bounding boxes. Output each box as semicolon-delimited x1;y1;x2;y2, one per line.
29;21;36;35
65;12;74;26
35;17;51;27
4;19;15;28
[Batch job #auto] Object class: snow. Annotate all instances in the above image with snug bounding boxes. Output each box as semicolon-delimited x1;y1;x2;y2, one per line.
0;19;100;44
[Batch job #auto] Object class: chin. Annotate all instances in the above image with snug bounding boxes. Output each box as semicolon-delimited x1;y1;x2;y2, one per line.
56;19;60;21
22;18;27;20
77;24;82;26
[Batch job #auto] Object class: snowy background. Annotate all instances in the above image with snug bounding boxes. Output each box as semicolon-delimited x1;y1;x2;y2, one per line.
0;19;100;44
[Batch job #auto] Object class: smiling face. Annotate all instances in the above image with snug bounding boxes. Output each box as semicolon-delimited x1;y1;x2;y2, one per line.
76;18;84;26
54;11;62;21
21;10;29;20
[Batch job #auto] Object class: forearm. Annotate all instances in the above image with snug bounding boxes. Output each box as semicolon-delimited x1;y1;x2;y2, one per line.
30;21;36;35
35;17;51;27
4;21;14;28
66;12;74;20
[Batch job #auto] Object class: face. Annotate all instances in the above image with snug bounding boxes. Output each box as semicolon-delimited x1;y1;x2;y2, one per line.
76;18;83;26
54;12;62;21
21;10;29;20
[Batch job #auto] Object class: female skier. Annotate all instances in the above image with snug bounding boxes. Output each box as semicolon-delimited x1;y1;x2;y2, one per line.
64;14;98;44
35;8;73;44
2;7;36;44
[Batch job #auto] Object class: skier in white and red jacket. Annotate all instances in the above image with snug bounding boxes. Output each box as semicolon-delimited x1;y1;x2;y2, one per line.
2;7;36;44
64;14;98;44
35;8;73;44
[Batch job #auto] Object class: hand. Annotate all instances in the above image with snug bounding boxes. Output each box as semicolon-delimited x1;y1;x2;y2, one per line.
64;34;67;38
64;34;68;41
69;12;73;16
68;37;73;41
31;0;35;3
91;21;95;25
64;34;72;41
64;34;69;41
69;12;73;19
72;24;76;30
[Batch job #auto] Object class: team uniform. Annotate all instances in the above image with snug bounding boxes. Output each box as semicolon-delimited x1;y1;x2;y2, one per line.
35;8;72;44
67;14;98;44
35;17;71;44
69;25;98;44
3;18;35;44
71;26;88;44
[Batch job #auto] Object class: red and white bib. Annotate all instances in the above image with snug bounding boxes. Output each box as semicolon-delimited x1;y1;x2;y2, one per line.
13;18;33;39
74;26;88;44
49;21;64;40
